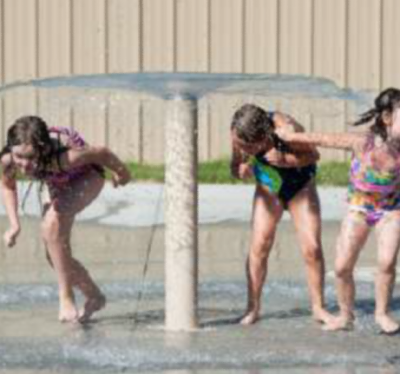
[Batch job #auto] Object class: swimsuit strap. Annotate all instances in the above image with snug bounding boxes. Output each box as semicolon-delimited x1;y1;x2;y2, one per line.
55;131;64;173
45;128;69;175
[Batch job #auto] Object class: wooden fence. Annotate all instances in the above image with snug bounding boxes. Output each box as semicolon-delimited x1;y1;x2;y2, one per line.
1;0;399;162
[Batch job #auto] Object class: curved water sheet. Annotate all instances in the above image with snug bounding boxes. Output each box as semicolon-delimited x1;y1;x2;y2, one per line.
0;73;398;373
0;72;377;139
0;71;375;104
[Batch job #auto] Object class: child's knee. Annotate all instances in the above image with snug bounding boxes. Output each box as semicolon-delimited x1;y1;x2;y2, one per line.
335;264;353;280
252;233;275;255
41;217;61;244
249;240;273;262
377;260;396;275
302;242;323;265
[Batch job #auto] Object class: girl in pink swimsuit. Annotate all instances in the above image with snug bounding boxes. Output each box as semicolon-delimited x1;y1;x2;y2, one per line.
0;116;131;323
277;88;400;334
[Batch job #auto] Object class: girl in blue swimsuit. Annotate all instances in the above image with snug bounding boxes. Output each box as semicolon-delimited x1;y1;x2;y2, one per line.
230;103;333;326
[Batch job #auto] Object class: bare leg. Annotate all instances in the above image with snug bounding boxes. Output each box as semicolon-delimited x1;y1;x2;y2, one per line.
288;182;334;324
70;258;106;322
42;211;79;322
324;211;370;331
42;170;106;323
240;185;284;325
375;212;400;334
44;245;106;322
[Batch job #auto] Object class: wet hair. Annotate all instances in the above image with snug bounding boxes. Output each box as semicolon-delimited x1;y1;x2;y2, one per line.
231;103;291;153
354;87;400;141
0;115;64;180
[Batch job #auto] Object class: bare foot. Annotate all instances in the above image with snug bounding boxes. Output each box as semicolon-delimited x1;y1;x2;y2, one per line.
59;301;80;323
375;314;400;335
322;315;354;331
240;310;259;325
79;293;106;323
312;307;336;325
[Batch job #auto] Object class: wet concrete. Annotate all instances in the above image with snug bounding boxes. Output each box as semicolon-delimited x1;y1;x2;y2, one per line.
0;183;348;227
0;217;385;285
0;214;399;373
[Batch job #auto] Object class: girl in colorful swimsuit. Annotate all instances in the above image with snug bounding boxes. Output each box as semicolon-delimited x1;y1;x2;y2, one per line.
230;104;333;326
277;88;400;334
0;116;131;323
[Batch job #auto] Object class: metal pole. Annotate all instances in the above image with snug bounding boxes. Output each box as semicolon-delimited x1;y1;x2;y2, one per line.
164;96;198;330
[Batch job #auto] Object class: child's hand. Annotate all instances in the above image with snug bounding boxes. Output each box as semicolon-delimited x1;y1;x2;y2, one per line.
238;163;253;179
3;226;20;248
111;168;131;187
275;125;295;141
265;149;285;166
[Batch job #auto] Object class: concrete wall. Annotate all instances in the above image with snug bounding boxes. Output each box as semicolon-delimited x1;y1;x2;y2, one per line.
1;0;399;163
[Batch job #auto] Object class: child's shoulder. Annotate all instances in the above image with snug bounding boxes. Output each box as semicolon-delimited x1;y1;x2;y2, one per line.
0;152;12;167
0;152;16;178
49;126;85;148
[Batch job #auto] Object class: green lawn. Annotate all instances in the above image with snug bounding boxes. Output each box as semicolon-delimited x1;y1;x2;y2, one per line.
123;160;350;186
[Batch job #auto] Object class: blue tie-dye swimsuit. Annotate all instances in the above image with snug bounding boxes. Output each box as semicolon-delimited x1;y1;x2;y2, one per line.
251;155;316;206
250;111;316;206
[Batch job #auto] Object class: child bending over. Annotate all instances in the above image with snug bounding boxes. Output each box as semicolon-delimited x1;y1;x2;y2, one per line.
1;116;131;323
231;104;333;326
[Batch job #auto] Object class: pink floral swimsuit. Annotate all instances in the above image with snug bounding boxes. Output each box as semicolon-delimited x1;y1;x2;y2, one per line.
40;126;104;189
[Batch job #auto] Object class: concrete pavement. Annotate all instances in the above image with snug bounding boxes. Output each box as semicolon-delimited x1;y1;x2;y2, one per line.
0;182;348;227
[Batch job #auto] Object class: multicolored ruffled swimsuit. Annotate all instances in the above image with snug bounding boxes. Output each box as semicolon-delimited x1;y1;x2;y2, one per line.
348;134;400;225
250;112;316;207
40;126;104;189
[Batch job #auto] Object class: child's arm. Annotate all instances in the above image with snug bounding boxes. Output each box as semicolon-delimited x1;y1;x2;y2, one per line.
265;148;320;168
62;146;132;186
230;135;253;179
0;158;21;247
269;112;321;167
276;125;365;151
